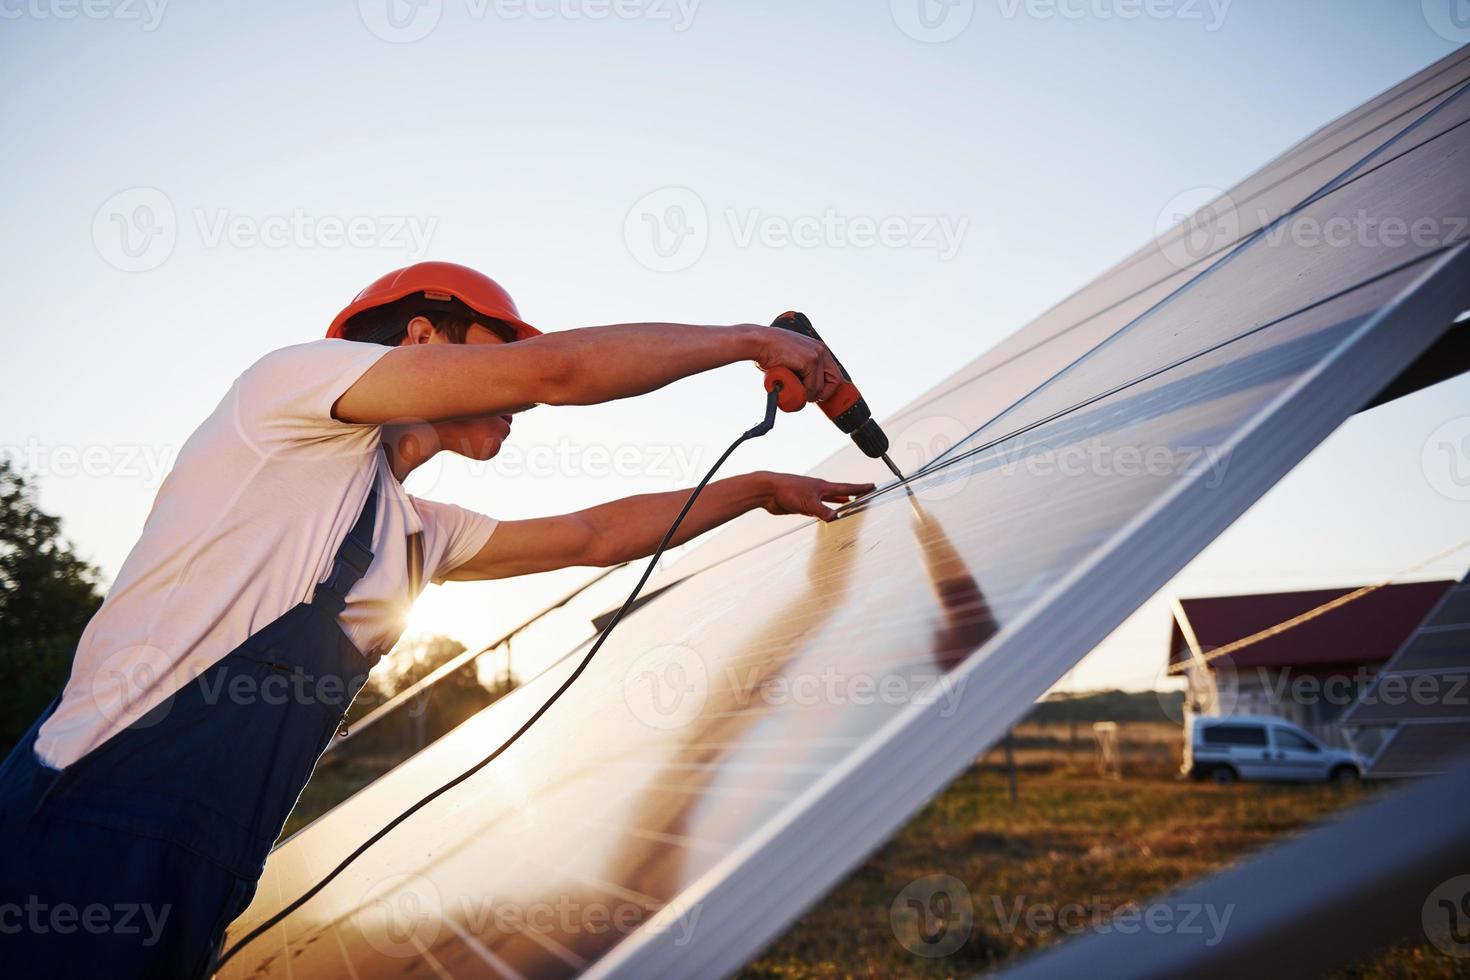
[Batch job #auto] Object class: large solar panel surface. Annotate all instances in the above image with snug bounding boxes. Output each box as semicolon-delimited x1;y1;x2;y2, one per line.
221;48;1470;979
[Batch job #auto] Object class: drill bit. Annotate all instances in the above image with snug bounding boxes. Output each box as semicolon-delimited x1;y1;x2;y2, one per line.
880;453;904;481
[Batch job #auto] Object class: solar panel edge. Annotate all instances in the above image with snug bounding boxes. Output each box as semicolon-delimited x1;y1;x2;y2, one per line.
645;53;1470;590
588;245;1470;978
1285;45;1470;163
870;50;1470;422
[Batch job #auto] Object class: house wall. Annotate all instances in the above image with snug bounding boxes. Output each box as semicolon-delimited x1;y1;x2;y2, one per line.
1185;663;1384;749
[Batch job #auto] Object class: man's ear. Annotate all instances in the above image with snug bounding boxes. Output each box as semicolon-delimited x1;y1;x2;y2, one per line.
404;315;437;345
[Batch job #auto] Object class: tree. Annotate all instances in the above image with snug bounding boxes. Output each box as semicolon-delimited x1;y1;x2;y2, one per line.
0;459;104;753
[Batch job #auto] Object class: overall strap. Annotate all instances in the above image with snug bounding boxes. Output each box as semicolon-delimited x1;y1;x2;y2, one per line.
311;481;380;615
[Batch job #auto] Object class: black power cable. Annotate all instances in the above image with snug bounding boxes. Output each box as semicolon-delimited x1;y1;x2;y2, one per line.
216;387;784;969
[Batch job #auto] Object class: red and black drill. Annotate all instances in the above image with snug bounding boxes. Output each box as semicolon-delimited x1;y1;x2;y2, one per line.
761;311;905;481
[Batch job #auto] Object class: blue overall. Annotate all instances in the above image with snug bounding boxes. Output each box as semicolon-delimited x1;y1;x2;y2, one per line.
0;484;385;978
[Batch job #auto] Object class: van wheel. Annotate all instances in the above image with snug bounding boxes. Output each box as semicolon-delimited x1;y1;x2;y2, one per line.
1330;765;1360;786
1210;766;1238;785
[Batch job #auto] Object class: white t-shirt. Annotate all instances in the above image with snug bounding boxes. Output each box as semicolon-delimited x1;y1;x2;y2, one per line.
35;340;498;770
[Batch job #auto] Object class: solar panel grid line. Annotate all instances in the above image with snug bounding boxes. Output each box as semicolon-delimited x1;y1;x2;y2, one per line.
645;106;1470;585
631;260;1317;589
601;759;833;775
615;827;732;855
499;795;739;850
438;922;568;980
468;853;653;943
632;284;1388;634
406;939;456;980
1348;663;1468;681
561;778;804;804
915;63;1470;387
1293;80;1470;209
638;61;1470;593
1108;59;1470;289
261;852;302;979
1282;45;1470;162
296;841;367;980
512;809;740;860
457;883;589;974
1364;725;1405;772
1380;715;1470;727
880;292;1404;506
1346;677;1470;725
907;244;1467;486
860;51;1470;438
1105;51;1470;284
1343;565;1470;730
886;266;1461;520
459;848;594;970
590;244;1470;978
912;107;1470;477
505;847;665;912
1370;722;1470;775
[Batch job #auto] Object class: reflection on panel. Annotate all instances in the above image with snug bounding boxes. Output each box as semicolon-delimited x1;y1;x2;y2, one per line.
219;255;1445;978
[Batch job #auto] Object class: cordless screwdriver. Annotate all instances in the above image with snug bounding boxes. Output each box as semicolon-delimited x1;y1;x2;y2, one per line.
761;311;905;481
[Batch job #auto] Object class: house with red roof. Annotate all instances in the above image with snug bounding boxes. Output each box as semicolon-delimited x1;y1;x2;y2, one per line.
1166;580;1455;747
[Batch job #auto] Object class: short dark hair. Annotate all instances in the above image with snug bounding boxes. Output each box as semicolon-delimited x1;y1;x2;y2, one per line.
342;294;519;346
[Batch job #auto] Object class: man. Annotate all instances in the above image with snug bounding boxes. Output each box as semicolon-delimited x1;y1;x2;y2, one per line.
0;261;872;978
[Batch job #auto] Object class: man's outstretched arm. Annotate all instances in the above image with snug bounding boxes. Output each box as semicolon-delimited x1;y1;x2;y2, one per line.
444;472;875;581
332;323;845;424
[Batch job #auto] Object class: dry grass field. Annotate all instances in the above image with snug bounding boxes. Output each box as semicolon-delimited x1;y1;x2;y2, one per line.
739;722;1468;979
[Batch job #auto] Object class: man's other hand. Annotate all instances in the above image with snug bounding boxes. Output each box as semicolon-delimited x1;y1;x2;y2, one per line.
762;474;876;523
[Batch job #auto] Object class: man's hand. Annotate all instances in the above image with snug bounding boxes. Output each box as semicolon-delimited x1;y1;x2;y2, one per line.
446;471;876;580
750;326;846;404
761;474;875;523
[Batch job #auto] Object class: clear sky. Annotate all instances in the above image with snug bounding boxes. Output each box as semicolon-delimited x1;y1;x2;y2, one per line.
2;1;1466;690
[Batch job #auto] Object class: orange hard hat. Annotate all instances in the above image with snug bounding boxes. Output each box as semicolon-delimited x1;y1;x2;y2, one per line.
327;261;541;342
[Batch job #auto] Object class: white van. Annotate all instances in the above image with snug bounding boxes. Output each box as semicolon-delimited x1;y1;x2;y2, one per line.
1182;714;1363;785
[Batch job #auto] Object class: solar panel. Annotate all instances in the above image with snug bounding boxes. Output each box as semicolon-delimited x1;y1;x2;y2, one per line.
218;50;1470;979
1343;570;1470;774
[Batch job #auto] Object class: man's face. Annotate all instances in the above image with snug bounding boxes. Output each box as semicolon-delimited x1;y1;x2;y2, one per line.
402;316;516;461
421;322;511;347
